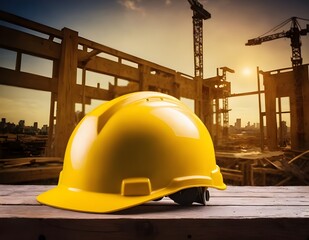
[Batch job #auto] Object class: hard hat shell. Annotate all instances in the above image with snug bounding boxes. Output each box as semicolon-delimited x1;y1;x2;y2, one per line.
37;91;226;213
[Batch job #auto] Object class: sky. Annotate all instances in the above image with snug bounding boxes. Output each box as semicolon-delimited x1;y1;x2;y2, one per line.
0;0;309;128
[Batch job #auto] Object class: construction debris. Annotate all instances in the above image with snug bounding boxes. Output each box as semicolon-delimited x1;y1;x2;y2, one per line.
217;150;309;186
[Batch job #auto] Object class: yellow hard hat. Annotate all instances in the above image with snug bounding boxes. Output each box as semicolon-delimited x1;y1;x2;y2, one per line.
37;91;226;213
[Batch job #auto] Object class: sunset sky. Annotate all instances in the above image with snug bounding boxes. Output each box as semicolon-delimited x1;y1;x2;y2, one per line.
0;0;309;128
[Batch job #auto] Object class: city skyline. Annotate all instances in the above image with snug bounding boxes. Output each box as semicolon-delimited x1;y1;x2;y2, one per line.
0;115;263;130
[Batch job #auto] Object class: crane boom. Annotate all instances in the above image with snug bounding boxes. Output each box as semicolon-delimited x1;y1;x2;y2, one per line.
245;17;309;67
246;31;287;45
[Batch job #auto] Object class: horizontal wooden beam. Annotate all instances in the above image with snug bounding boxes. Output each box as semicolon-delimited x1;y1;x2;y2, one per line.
0;25;61;60
176;77;196;98
75;84;113;101
0;67;57;92
0;10;62;39
0;67;112;102
111;83;139;96
147;74;174;90
78;36;176;75
230;91;264;97
78;52;140;82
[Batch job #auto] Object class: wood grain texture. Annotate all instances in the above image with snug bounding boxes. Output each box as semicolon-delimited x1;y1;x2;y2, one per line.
0;185;308;239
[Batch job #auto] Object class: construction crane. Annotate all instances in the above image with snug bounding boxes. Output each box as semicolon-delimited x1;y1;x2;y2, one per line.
219;67;234;137
188;0;211;78
246;17;309;67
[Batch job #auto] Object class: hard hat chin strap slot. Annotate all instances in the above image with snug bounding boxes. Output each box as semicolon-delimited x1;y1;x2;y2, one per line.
169;187;209;206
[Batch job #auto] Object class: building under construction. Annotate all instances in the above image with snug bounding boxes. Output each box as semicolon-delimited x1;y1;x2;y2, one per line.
1;3;309;238
0;7;308;186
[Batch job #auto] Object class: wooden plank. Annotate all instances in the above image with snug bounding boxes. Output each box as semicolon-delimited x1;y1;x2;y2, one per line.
78;36;176;75
0;167;61;183
78;53;140;82
112;83;139;96
0;10;62;38
75;84;113;101
0;185;308;239
1;185;308;198
1;185;308;207
0;67;57;92
1;193;309;207
0;157;62;165
0;25;61;60
0;204;309;219
0;218;307;240
209;186;309;195
147;74;174;90
1;185;308;206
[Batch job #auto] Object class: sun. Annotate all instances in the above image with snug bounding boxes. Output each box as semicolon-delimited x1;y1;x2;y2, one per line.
242;67;252;76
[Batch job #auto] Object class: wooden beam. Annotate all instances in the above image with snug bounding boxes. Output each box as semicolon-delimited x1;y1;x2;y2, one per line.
0;10;62;38
0;67;57;92
78;49;101;64
176;76;196;98
0;25;61;60
147;74;174;90
78;52;140;82
54;28;78;157
111;83;139;96
230;91;265;97
78;36;176;75
0;166;61;183
1;185;309;239
75;84;113;101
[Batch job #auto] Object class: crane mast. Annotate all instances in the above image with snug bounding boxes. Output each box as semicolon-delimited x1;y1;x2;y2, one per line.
188;0;211;78
246;17;309;67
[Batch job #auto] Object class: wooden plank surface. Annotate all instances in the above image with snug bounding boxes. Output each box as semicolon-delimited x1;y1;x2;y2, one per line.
0;185;308;239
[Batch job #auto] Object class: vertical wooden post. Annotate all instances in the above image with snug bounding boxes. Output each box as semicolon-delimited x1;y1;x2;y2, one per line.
278;97;283;147
139;64;149;91
257;67;265;151
264;75;278;150
293;66;305;150
46;92;56;156
200;86;213;138
82;67;86;116
194;76;203;119
172;73;181;99
54;28;78;157
15;52;22;71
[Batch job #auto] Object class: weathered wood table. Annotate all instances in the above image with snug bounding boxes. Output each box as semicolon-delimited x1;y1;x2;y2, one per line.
0;185;308;239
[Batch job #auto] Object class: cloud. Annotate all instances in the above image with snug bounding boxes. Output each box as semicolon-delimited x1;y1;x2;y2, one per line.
118;0;145;14
165;0;172;5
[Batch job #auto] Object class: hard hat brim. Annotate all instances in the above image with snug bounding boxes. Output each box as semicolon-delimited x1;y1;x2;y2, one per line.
37;169;226;213
37;185;162;213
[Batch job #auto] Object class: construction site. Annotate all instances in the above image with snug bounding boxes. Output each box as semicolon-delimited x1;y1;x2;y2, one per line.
0;2;309;187
1;1;309;239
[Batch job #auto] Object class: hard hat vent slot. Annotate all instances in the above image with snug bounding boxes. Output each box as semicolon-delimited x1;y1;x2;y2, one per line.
145;97;164;102
121;178;152;196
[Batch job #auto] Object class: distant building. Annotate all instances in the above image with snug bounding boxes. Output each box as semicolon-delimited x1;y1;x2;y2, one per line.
33;122;38;131
0;118;6;128
235;118;241;129
18;120;25;128
41;124;48;135
0;118;7;133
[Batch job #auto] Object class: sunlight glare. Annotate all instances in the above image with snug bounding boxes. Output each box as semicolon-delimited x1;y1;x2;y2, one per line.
242;67;252;76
